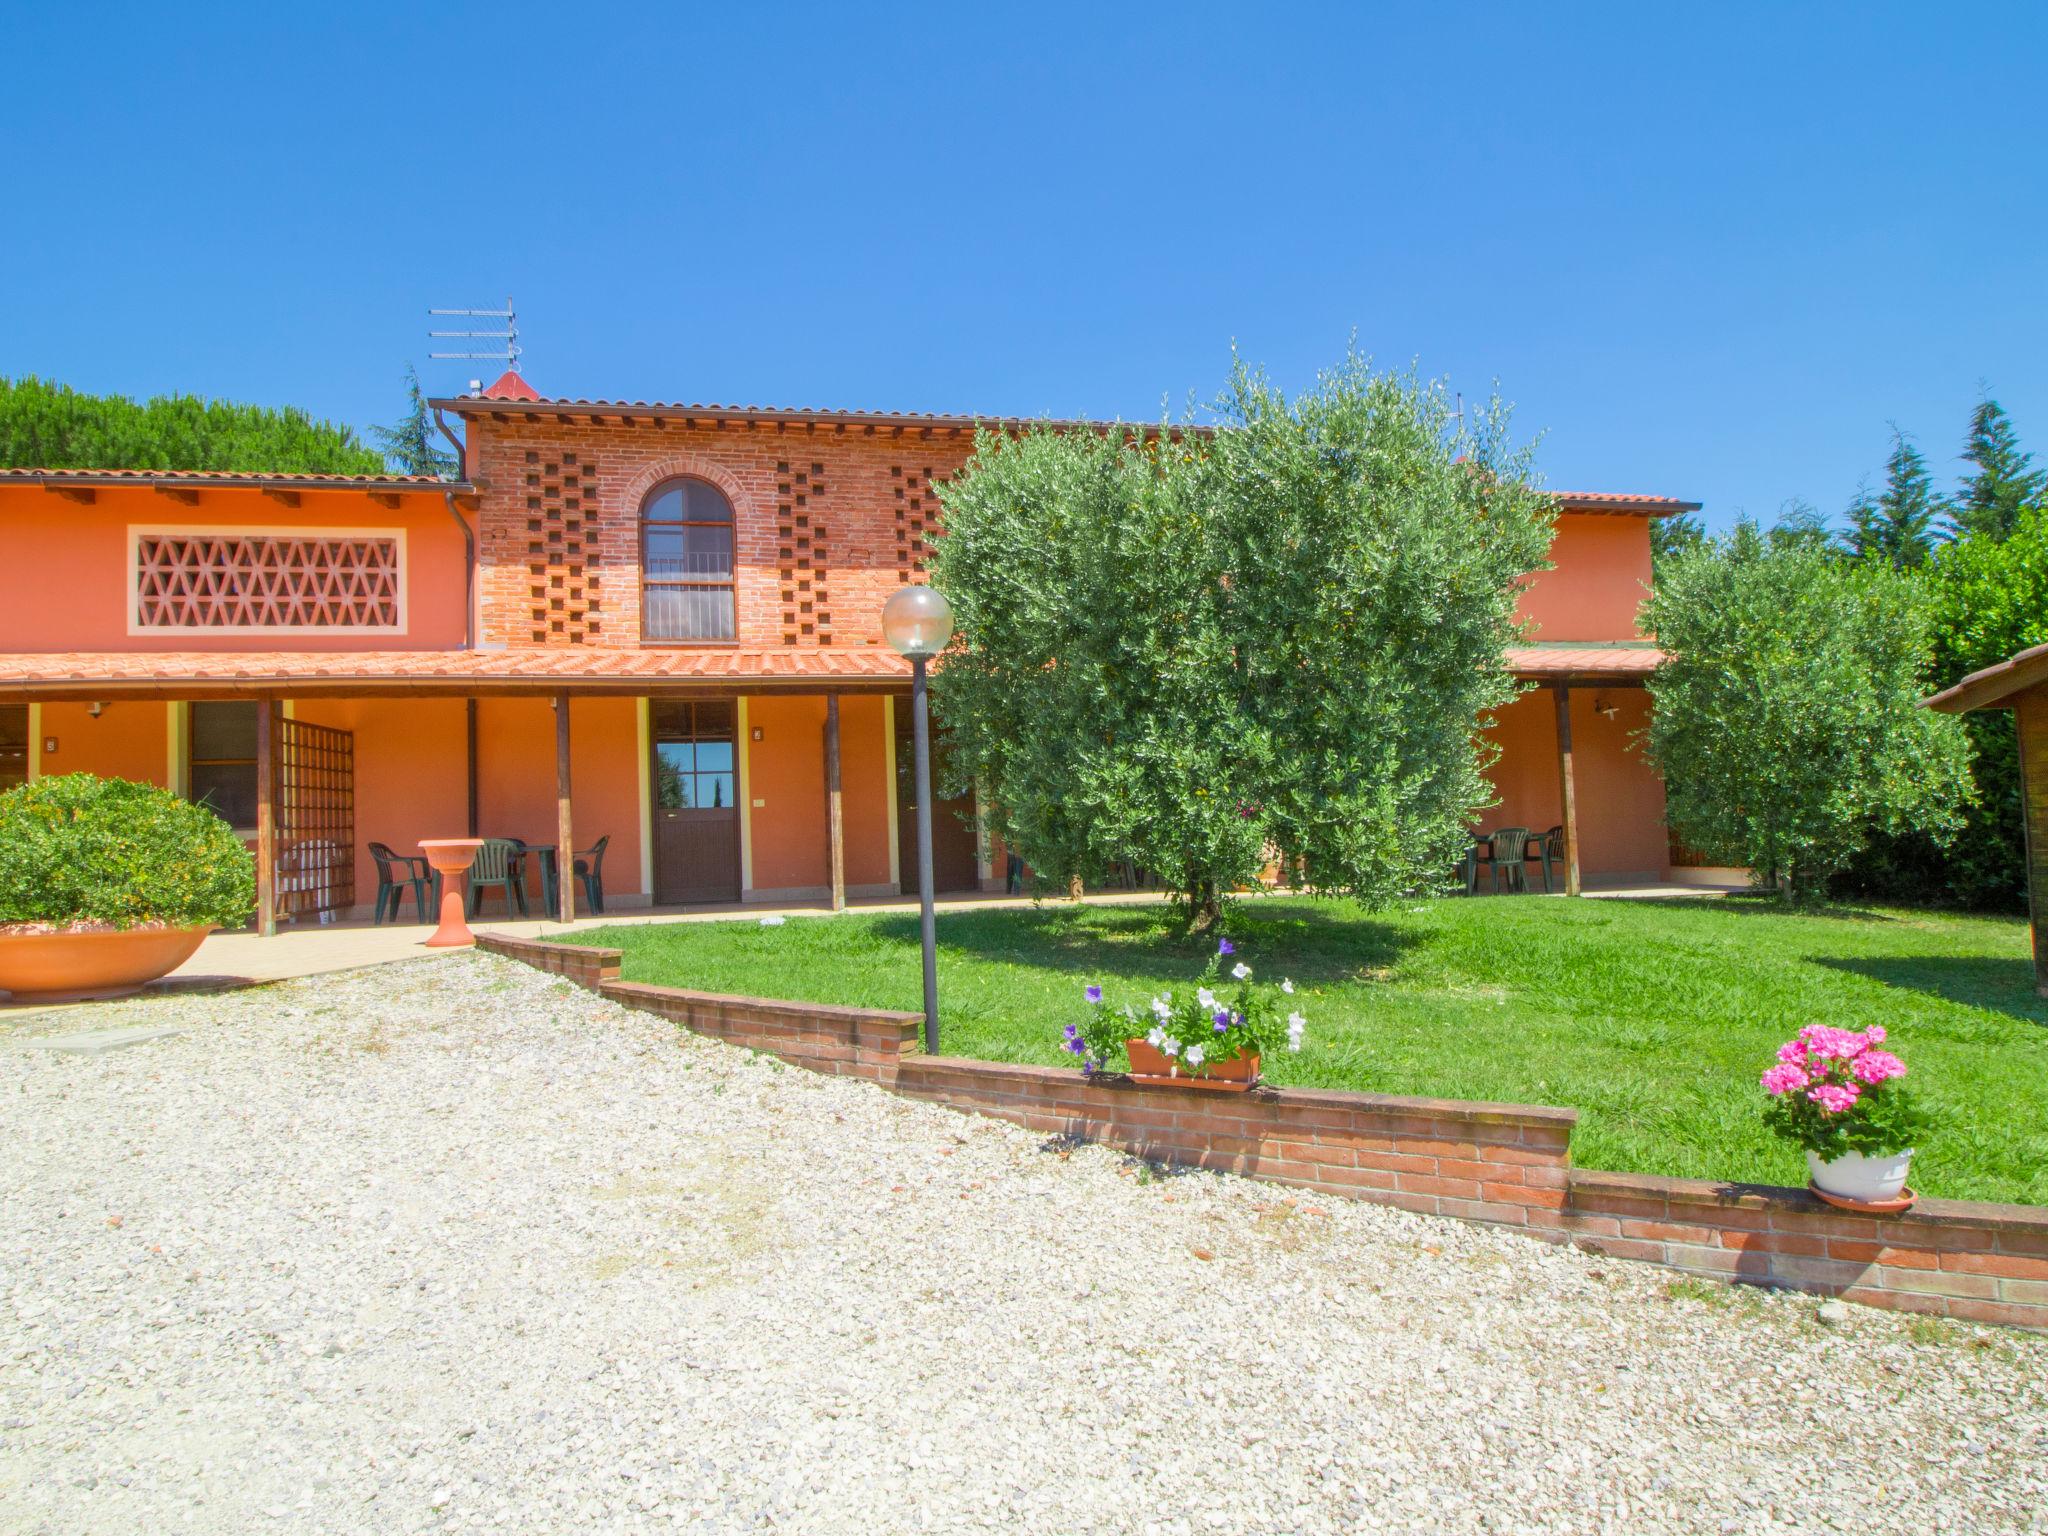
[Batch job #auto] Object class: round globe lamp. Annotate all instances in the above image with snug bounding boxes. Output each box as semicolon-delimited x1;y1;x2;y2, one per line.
883;584;954;1052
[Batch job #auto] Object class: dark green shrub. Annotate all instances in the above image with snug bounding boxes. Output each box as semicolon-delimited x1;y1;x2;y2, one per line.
0;773;255;929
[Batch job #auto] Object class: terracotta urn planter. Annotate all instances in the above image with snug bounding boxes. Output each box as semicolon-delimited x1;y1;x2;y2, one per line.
1125;1038;1261;1092
419;838;487;949
0;923;211;1003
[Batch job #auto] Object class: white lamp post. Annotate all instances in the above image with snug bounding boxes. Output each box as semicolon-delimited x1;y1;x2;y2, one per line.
882;584;954;1053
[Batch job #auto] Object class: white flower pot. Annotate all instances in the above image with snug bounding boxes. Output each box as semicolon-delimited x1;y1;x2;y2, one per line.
1806;1148;1914;1205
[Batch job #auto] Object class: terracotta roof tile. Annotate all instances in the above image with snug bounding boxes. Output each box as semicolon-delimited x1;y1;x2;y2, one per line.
1548;491;1701;515
431;397;1696;512
0;469;464;490
0;647;911;696
0;642;1660;693
1507;644;1663;677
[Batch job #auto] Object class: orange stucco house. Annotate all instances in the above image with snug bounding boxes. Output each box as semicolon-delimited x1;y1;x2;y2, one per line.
0;371;1697;926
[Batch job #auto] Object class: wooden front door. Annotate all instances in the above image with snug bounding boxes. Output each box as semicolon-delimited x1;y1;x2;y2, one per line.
652;701;741;905
895;709;981;895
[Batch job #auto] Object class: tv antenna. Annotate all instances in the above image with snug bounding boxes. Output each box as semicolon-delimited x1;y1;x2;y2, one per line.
429;297;521;373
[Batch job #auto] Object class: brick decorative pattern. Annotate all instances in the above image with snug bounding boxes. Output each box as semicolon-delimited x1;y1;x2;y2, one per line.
479;934;2048;1331
515;450;603;645
774;461;833;645
889;463;941;583
134;533;400;630
469;417;975;651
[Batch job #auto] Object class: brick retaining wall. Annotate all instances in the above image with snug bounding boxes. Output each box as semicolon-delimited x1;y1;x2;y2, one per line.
479;933;622;989
476;933;2048;1330
893;1056;1575;1228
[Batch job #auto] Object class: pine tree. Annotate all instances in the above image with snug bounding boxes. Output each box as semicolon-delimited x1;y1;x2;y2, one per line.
0;375;384;473
370;365;458;478
1847;429;1948;569
1956;398;2043;541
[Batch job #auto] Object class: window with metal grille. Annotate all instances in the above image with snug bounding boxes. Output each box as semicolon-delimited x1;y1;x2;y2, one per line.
132;530;404;632
641;480;736;642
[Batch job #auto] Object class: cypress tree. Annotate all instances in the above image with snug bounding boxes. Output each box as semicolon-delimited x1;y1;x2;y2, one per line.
1956;398;2043;541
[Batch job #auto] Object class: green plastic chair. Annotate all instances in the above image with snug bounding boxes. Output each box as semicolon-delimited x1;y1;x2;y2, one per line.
1487;827;1534;892
1459;837;1485;894
367;841;432;924
572;835;610;915
1525;825;1566;892
466;838;529;918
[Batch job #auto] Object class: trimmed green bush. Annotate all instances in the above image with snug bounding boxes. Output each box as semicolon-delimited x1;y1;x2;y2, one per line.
0;773;255;930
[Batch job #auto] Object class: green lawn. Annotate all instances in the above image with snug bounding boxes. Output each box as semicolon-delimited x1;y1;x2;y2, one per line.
568;895;2048;1206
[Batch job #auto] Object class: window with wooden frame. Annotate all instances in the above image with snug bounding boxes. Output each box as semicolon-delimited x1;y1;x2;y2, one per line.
188;701;259;831
641;478;736;643
0;705;26;793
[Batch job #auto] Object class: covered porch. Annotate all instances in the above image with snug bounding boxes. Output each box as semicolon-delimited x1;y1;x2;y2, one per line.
0;639;1679;938
0;648;982;936
1475;643;1672;893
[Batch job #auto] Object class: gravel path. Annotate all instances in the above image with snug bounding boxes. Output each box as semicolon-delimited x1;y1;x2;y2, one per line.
4;952;2044;1535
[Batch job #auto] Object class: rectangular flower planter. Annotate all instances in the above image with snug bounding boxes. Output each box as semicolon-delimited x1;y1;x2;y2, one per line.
1124;1038;1260;1092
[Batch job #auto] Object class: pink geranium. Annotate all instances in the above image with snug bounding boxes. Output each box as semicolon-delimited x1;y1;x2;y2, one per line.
1760;1023;1923;1161
1851;1050;1906;1085
1808;1081;1861;1114
1760;1063;1810;1096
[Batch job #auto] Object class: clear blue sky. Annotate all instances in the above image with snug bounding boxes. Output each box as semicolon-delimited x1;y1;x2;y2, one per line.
4;3;2043;529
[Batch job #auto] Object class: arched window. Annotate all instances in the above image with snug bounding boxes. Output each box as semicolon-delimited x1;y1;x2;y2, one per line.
641;477;736;642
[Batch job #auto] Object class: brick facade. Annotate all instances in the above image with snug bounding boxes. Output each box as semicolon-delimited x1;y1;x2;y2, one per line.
467;417;976;653
478;933;2048;1331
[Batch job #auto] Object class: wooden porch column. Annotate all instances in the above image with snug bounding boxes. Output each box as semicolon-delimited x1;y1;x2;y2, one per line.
555;692;575;921
824;693;846;911
464;698;479;839
1552;682;1582;897
255;698;279;936
2016;690;2048;996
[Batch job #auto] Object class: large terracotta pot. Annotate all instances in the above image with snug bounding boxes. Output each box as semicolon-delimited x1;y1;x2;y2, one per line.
1125;1038;1261;1093
0;924;211;1003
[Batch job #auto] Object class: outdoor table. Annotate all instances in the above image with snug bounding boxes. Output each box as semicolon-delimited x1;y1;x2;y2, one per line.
419;838;486;948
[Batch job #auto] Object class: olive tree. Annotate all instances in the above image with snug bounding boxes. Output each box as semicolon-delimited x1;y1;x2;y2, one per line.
1642;522;1972;899
927;355;1554;925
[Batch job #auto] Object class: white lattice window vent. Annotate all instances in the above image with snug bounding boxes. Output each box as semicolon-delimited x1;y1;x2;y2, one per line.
129;526;408;634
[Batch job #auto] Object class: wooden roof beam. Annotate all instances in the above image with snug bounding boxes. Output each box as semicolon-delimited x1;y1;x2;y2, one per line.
152;485;201;505
262;488;302;508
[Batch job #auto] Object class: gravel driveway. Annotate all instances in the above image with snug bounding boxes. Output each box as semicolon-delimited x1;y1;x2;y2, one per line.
4;951;2044;1535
